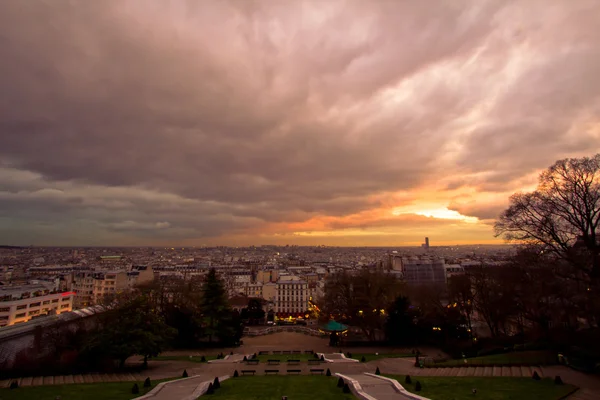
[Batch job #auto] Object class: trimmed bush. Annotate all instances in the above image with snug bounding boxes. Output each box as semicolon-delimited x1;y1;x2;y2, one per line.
375;367;381;375
230;351;233;355
343;383;351;394
132;383;139;394
554;376;563;385
233;370;239;377
143;377;151;388
321;355;325;361
243;355;247;361
415;381;422;392
201;355;206;362
213;376;220;389
183;369;188;378
206;382;214;395
532;371;541;380
405;375;412;384
337;377;345;388
326;368;331;376
361;356;366;362
253;353;257;359
9;381;18;389
314;353;319;359
346;352;352;358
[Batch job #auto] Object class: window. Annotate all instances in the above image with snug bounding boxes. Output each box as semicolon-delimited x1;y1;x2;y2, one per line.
52;299;59;303
16;305;27;310
30;302;41;307
61;297;70;302
0;307;10;312
43;300;50;305
60;304;70;309
15;313;26;318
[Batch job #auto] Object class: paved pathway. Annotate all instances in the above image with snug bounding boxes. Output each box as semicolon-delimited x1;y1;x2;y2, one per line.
339;373;418;399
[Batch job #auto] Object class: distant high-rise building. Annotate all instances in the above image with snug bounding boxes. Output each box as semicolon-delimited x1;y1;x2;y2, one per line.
421;237;430;250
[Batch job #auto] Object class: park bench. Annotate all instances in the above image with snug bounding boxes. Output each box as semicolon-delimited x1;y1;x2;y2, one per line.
282;350;291;354
246;359;259;365
310;369;325;375
267;360;281;365
287;369;301;374
265;369;279;375
241;370;256;375
304;350;314;354
308;360;321;365
287;359;300;365
292;350;302;354
259;351;269;355
272;350;282;354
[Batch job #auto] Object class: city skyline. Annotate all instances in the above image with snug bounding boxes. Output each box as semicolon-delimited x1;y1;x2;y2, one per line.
1;1;600;247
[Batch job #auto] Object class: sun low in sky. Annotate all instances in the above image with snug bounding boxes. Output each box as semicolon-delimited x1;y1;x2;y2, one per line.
0;1;599;246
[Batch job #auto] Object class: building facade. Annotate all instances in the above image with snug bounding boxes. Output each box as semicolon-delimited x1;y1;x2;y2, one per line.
0;284;75;327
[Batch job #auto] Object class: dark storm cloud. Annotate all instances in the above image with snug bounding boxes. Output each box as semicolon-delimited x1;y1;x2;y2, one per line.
0;0;599;244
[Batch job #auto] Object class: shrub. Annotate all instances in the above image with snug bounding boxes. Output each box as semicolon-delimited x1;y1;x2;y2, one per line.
361;356;366;362
9;381;18;389
201;355;206;362
243;355;247;361
183;369;188;378
314;353;319;359
343;383;351;393
554;376;563;385
532;371;541;380
132;383;140;394
233;370;239;377
326;368;331;376
253;353;257;359
405;375;412;384
337;377;345;387
346;352;352;358
213;376;220;389
206;382;214;395
143;377;151;388
415;381;422;391
375;367;381;375
230;351;233;355
321;355;325;361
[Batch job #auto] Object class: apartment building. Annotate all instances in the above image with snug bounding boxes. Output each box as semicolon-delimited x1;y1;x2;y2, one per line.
275;276;308;317
92;271;128;304
0;284;75;327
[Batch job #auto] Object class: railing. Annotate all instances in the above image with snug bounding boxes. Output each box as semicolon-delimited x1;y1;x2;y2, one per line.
243;325;327;337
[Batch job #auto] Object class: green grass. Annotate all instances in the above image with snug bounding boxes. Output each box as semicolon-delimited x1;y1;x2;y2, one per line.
426;351;558;367
349;353;413;362
385;375;577;400
255;353;317;362
0;378;176;400
149;354;218;363
211;376;355;399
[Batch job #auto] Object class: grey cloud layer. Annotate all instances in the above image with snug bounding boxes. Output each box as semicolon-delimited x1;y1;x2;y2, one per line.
1;0;599;244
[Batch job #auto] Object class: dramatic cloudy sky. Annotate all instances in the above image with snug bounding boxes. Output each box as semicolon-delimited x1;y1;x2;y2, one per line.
1;0;599;247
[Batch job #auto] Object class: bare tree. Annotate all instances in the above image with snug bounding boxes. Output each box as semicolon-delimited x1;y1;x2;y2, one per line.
495;154;600;282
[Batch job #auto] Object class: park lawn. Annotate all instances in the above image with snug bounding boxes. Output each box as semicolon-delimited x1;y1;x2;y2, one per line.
212;375;355;400
0;378;176;400
385;376;577;400
428;351;557;367
150;354;218;362
350;353;413;362
255;353;317;362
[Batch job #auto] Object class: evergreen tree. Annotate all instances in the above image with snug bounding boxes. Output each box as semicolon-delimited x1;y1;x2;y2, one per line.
200;268;234;343
144;377;151;388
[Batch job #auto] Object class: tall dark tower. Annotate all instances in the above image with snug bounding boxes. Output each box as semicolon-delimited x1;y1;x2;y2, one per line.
425;237;430;250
